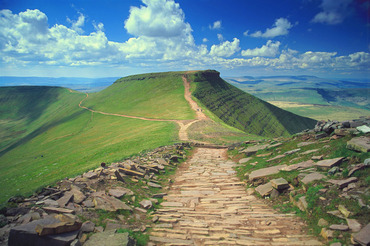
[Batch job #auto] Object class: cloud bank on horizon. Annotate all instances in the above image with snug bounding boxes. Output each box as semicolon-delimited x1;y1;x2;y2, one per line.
0;0;369;78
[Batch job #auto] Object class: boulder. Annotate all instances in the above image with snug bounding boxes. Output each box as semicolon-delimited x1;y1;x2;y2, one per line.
347;136;370;152
8;215;80;246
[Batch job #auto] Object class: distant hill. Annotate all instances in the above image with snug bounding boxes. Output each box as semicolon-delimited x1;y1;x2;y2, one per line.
0;76;118;92
190;70;317;137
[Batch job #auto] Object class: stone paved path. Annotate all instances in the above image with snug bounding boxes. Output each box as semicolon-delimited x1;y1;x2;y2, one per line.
149;147;322;246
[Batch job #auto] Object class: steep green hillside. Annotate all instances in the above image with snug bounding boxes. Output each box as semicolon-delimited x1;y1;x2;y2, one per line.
0;86;177;205
82;72;195;120
189;70;316;137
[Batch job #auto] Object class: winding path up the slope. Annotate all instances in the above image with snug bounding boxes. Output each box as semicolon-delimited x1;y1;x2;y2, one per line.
149;147;322;246
77;73;210;142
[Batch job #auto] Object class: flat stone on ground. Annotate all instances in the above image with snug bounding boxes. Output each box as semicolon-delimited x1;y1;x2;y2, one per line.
315;157;344;169
353;223;370;246
239;157;252;164
8;216;80;246
248;164;287;181
270;178;289;190
347;136;370;152
255;182;274;197
84;230;133;246
282;160;315;171
327;177;358;189
301;172;326;184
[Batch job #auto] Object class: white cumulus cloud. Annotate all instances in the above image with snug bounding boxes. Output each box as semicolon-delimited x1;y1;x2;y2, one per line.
67;13;85;34
249;18;293;38
209;20;222;30
312;0;352;25
241;40;280;57
124;0;190;38
209;38;240;57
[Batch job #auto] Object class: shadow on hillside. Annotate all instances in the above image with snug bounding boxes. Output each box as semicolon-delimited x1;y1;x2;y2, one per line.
0;110;85;158
16;87;63;124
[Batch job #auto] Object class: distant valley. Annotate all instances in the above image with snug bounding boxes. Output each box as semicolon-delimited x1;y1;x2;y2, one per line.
225;75;370;121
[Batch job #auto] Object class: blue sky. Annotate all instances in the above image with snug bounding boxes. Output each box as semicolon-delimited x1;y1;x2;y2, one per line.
0;0;369;78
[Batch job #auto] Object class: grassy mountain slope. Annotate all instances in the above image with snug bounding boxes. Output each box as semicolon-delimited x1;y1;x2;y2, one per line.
189;70;317;137
82;72;195;120
0;86;177;204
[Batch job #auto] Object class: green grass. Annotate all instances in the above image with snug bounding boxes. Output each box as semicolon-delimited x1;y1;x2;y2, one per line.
189;70;316;137
0;84;181;205
82;72;195;120
0;111;177;204
234;133;370;245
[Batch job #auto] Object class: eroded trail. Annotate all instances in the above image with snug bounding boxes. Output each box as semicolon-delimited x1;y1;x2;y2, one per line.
77;74;211;142
149;147;321;246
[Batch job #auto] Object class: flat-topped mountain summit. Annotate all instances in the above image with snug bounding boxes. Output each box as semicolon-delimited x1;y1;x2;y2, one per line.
0;70;315;205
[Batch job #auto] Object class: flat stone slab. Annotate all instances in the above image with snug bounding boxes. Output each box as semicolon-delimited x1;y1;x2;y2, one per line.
8;216;79;246
161;202;183;207
315;157;344;169
42;207;74;214
84;230;133;246
270;178;289;190
353;223;370;246
239;157;252;164
255;182;273;197
92;193;132;212
301;172;326;184
240;144;270;156
347;136;370;152
282;160;315;171
356;125;370;134
327;177;358;189
248;164;287;181
267;154;285;162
